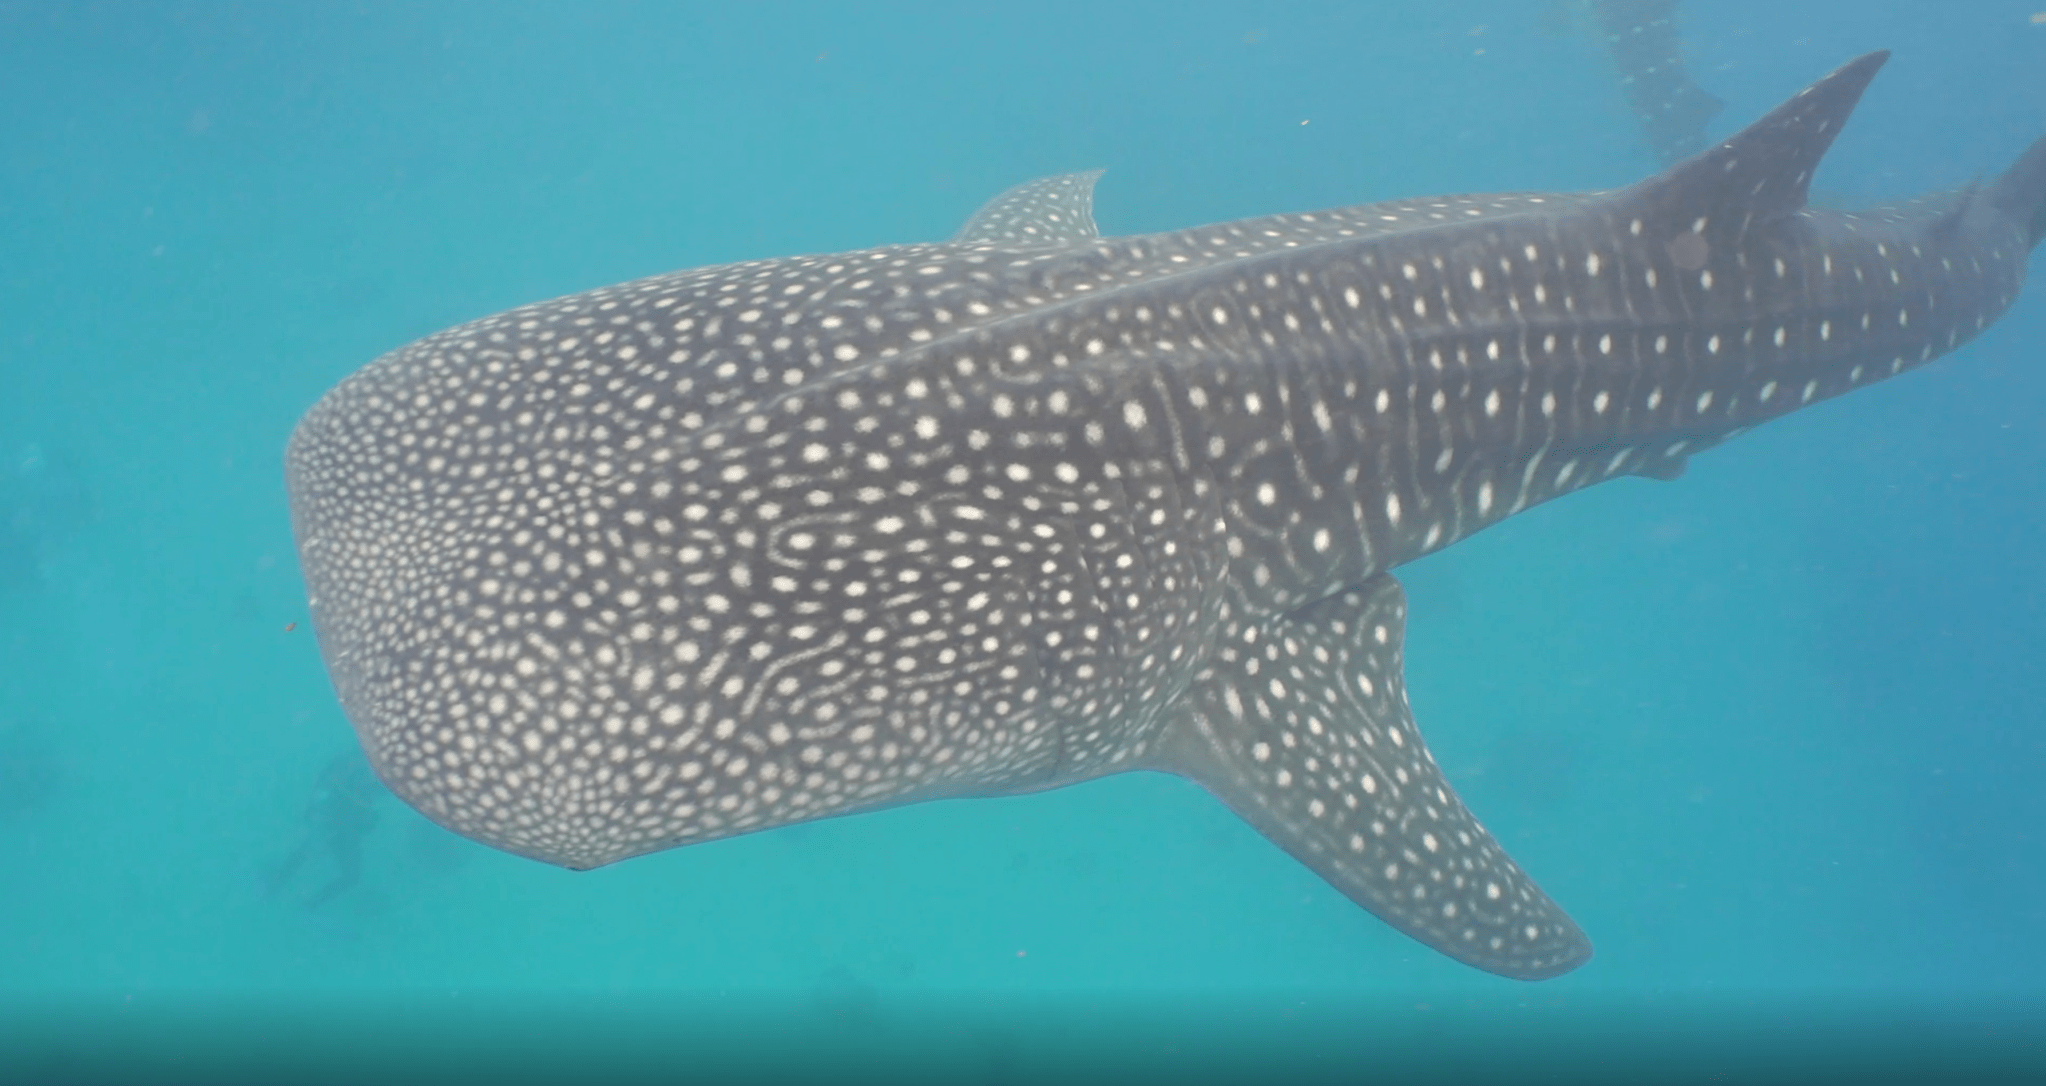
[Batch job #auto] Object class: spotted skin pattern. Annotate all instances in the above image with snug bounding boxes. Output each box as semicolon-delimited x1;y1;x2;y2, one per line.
952;170;1103;247
1593;0;1724;165
288;53;2046;980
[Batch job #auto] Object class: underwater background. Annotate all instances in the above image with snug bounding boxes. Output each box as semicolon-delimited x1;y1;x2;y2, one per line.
2;1;2043;1081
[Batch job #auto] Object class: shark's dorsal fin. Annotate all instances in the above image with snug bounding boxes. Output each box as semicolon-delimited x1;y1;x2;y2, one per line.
1625;51;1888;228
1155;575;1592;980
952;170;1103;247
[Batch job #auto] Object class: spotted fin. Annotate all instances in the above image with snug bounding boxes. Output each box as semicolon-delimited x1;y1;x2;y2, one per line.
1155;575;1592;980
952;170;1103;247
1628;50;1886;226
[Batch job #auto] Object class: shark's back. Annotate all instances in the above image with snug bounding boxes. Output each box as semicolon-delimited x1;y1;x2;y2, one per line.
287;52;2046;981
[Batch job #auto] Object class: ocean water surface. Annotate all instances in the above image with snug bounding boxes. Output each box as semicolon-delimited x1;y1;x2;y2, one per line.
2;2;2043;1080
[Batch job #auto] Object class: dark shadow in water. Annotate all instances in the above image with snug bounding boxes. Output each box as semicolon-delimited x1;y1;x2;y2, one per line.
261;750;383;910
0;441;94;593
0;721;63;821
401;811;478;877
810;963;883;1027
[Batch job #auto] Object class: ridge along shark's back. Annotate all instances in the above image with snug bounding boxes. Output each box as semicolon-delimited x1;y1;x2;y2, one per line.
286;52;2042;981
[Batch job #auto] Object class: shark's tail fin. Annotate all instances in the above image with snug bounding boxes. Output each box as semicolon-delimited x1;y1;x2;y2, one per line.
1989;135;2046;250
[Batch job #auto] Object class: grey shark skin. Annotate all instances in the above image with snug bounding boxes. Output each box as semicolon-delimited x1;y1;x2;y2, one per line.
287;52;2046;981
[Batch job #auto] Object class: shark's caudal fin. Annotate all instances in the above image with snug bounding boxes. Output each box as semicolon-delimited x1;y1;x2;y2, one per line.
1624;50;1888;229
952;171;1104;247
1155;576;1592;981
1990;135;2046;250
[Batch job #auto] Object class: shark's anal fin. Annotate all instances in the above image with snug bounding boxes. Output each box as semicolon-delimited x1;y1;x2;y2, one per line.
1155;574;1592;981
951;171;1104;247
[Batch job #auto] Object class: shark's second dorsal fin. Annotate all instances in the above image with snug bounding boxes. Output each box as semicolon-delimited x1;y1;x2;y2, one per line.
952;171;1104;247
1625;51;1888;229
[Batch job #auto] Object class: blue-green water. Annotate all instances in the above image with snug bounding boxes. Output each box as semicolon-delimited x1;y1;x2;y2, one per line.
2;2;2043;1081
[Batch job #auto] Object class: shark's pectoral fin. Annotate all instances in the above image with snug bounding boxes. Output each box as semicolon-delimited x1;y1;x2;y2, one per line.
952;171;1104;247
1155;574;1592;981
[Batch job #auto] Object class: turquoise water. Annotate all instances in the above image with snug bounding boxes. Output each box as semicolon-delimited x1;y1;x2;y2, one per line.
2;1;2042;1080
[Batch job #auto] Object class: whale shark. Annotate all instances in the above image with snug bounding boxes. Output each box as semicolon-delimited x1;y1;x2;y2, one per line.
286;53;2046;980
1592;0;1724;165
